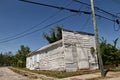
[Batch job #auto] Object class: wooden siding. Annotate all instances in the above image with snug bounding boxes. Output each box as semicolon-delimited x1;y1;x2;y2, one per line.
26;29;98;72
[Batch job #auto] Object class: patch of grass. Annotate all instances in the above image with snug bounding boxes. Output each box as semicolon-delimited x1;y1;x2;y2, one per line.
11;67;100;78
9;67;38;79
110;68;120;72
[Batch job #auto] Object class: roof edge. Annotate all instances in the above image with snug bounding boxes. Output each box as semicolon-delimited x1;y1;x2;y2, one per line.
62;28;94;36
28;39;62;56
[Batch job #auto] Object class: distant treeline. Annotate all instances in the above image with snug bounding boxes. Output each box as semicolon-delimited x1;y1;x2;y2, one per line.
0;45;30;67
0;37;120;68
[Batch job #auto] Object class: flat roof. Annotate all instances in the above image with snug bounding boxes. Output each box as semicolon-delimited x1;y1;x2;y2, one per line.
63;28;94;36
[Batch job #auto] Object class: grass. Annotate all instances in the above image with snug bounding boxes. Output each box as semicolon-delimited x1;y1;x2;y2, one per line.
26;69;99;78
9;67;99;78
23;69;100;78
9;67;120;79
110;68;120;72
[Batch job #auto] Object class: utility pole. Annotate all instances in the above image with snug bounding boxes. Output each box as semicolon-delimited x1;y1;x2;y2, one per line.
90;0;104;77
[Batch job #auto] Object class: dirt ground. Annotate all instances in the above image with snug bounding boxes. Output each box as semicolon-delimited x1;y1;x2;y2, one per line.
0;67;29;80
1;67;120;80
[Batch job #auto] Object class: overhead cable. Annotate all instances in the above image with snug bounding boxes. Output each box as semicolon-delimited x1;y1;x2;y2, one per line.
73;0;120;31
19;0;115;22
0;13;76;43
19;0;90;13
0;0;73;41
73;0;120;19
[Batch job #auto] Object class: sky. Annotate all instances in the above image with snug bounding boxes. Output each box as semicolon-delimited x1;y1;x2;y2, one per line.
0;0;120;53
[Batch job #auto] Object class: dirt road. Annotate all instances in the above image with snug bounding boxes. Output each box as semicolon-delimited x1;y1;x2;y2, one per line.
1;67;120;80
0;67;29;80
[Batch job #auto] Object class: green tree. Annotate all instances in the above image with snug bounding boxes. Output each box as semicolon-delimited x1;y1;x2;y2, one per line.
14;45;30;67
100;37;120;67
113;38;119;48
0;52;14;66
4;52;14;66
0;53;4;66
43;25;62;43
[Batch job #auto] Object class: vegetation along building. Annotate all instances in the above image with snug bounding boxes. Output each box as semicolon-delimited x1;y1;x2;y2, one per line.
26;29;98;72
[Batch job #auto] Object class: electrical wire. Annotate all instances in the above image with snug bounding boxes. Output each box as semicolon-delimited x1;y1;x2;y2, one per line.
72;0;120;19
95;14;115;22
73;0;120;31
0;13;77;43
113;21;120;31
115;13;120;31
113;13;120;31
0;0;73;41
0;11;60;41
19;0;94;13
1;0;119;43
80;15;90;30
20;0;116;22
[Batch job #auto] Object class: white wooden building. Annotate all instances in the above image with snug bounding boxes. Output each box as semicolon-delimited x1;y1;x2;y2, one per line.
26;29;98;72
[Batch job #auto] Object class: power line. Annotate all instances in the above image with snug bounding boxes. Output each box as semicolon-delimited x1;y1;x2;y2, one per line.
20;0;117;22
0;0;73;41
113;13;120;31
114;19;120;31
0;11;59;41
19;0;120;31
19;0;91;13
95;14;114;22
2;0;117;43
80;15;90;30
0;13;76;43
73;0;120;31
73;0;120;19
20;0;120;32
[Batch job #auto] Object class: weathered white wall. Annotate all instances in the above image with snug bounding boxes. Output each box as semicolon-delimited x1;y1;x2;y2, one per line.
62;29;98;71
26;40;65;71
38;43;65;71
26;29;98;72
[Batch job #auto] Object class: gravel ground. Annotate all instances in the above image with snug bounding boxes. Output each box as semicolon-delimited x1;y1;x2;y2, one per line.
0;67;29;80
107;77;120;80
1;67;120;80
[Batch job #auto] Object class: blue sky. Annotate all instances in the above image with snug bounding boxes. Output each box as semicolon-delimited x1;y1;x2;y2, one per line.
0;0;120;53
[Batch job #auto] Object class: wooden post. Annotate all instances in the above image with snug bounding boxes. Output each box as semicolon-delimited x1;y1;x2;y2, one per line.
90;0;104;77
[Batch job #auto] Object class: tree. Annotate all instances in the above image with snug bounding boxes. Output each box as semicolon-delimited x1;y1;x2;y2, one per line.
14;45;30;67
0;45;30;67
43;25;62;43
4;52;14;66
0;52;14;66
0;53;4;66
100;37;120;67
113;38;119;48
